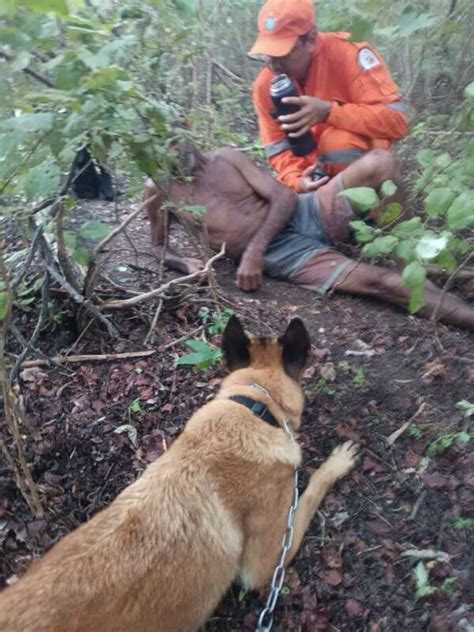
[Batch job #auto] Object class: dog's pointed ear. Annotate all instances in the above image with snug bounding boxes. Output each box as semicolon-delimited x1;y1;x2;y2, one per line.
221;315;251;371
278;318;311;380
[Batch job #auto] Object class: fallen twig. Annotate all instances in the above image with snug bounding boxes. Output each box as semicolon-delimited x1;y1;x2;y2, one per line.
19;349;157;368
431;252;474;325
0;246;43;517
386;401;427;446
9;271;51;383
400;549;451;563
93;193;159;258
102;243;226;310
46;263;119;336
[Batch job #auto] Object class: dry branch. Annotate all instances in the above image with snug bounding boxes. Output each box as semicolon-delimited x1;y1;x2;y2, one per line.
9;271;50;384
93;193;159;258
19;349;157;368
0;245;43;517
102;243;226;310
46;263;119;336
386;402;427;446
431;252;474;325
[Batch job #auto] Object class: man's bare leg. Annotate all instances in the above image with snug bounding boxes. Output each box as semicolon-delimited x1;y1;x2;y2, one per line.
143;179;204;274
294;251;474;331
337;261;474;330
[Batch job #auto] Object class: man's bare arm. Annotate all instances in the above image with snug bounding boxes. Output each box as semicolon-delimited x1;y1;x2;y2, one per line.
220;149;297;291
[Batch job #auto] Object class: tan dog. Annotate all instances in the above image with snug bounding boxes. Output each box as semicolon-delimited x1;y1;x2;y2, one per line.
0;316;358;632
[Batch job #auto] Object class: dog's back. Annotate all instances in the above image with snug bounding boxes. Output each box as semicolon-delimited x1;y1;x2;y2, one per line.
0;424;248;632
0;316;311;631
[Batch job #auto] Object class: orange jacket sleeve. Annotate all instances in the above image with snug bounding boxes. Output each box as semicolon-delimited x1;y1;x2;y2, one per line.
327;43;409;140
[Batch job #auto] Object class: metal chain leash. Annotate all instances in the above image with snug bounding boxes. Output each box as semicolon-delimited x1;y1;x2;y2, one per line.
256;419;299;632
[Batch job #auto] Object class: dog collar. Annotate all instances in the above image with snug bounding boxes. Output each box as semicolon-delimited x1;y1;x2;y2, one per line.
229;395;280;429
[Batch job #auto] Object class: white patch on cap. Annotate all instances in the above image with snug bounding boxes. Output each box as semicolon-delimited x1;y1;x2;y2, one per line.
264;15;276;32
358;48;380;71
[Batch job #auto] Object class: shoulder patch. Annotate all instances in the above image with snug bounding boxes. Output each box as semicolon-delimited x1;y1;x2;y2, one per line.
358;48;380;71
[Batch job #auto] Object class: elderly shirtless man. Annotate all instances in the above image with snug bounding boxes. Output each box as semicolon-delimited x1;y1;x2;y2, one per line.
143;144;474;331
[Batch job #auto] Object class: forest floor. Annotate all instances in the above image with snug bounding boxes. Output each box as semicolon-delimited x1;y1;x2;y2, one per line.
1;197;473;632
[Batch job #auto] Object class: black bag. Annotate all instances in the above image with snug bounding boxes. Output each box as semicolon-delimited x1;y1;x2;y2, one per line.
71;147;114;201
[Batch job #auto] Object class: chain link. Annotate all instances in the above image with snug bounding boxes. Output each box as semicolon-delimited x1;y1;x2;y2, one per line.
256;419;299;632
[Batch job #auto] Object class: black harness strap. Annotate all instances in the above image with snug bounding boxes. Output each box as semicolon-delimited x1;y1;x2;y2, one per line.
229;395;280;429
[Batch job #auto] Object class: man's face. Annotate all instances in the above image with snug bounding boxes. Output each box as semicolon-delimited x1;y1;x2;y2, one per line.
265;34;315;82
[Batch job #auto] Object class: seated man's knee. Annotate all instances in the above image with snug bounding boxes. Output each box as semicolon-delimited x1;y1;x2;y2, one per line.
318;128;371;175
363;150;396;185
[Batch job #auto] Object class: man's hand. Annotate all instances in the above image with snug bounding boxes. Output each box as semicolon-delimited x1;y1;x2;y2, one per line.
279;96;332;136
236;250;264;292
298;165;330;193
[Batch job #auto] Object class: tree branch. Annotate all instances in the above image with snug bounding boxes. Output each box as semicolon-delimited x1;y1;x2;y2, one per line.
102;243;226;310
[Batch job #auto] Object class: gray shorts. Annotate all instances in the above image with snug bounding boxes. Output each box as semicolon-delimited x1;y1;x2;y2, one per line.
262;189;353;294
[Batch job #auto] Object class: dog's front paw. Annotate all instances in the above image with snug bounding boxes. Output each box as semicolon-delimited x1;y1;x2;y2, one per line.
327;441;359;479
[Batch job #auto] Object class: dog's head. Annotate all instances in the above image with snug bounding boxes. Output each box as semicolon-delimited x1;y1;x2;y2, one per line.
220;315;311;426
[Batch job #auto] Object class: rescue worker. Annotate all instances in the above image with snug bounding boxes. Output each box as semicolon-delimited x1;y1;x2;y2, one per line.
249;0;409;193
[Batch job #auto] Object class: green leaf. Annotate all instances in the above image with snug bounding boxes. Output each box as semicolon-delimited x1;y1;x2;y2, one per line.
435;153;451;169
17;0;69;15
79;220;112;240
446;192;474;230
425;188;456;218
415;234;449;261
456;400;474;419
402;262;426;313
11;51;32;71
349;220;375;243
0;291;9;320
362;235;398;258
381;180;397;197
415;561;436;600
174;0;198;16
339;187;380;213
24;161;61;200
398;10;437;37
416;149;434;167
435;251;457;271
0;112;54;132
380;202;402;226
395;239;416;263
73;247;91;266
181;204;207;218
63;230;77;249
392;218;424;239
465;83;474;99
176;339;222;370
402;261;426;288
184;339;216;354
349;16;374;42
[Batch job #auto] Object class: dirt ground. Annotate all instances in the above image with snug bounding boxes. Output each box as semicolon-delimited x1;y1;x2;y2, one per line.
1;199;473;632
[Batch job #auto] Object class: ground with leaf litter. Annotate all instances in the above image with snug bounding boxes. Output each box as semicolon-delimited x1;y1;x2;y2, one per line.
1;202;473;632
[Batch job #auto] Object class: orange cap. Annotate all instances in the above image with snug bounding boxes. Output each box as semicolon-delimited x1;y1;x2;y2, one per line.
249;0;315;58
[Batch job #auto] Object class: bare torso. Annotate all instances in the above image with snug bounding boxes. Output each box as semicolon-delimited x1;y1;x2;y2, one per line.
168;148;274;258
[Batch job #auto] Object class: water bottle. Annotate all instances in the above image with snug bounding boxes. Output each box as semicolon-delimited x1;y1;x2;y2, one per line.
270;74;316;157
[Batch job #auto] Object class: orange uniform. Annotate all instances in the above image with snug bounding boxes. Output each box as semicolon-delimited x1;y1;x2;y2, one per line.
253;32;409;191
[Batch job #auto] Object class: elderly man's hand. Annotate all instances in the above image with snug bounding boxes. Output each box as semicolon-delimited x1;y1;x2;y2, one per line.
279;96;332;136
298;165;330;193
236;251;264;291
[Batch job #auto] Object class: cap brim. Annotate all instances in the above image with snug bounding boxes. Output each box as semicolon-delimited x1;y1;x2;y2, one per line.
248;34;298;58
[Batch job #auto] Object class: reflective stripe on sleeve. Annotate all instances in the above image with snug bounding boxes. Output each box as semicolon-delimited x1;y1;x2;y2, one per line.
319;149;366;165
386;100;410;114
265;138;292;157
